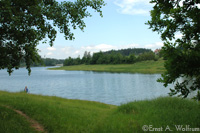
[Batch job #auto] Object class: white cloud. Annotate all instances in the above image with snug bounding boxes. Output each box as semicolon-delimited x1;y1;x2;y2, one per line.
55;44;115;58
144;42;163;50
38;42;164;59
114;0;199;15
61;46;74;54
79;44;116;55
119;43;139;49
114;0;152;15
47;52;53;56
75;50;80;54
47;47;56;51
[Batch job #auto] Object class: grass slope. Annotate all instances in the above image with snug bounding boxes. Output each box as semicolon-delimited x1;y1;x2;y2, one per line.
0;106;36;133
0;91;199;132
49;59;165;74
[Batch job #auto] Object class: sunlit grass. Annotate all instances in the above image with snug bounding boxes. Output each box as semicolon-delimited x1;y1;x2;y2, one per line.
0;105;35;132
49;59;165;74
0;91;199;132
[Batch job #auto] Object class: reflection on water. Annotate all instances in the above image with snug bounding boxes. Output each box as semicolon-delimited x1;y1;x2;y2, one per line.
0;67;171;105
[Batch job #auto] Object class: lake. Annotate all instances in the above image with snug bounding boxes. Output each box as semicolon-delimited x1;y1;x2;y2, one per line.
0;67;171;105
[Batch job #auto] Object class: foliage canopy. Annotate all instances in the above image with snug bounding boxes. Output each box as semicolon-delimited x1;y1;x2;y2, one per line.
0;0;105;74
63;48;158;66
147;0;200;100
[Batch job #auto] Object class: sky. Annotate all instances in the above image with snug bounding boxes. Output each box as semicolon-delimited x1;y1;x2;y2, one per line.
37;0;165;59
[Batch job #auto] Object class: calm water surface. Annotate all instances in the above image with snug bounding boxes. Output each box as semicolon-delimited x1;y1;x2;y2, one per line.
0;67;171;105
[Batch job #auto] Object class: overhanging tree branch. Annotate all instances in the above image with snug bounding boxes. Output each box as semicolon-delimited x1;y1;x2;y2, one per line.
0;0;105;75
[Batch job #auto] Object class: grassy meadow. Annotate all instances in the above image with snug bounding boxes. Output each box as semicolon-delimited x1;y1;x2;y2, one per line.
49;59;165;74
0;91;200;132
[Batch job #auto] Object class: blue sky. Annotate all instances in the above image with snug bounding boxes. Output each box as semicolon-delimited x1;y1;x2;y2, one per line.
38;0;164;59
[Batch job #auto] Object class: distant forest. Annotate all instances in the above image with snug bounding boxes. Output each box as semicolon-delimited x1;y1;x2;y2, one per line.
20;58;65;67
20;48;161;67
64;48;161;66
103;48;152;56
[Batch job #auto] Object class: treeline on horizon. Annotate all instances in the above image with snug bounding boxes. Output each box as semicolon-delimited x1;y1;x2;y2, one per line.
64;48;162;66
20;48;162;67
20;58;65;67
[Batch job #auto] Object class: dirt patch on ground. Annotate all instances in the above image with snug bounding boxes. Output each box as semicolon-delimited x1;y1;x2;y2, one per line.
3;105;46;133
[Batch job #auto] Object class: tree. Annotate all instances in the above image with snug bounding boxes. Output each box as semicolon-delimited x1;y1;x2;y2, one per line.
0;0;105;74
82;51;91;64
147;0;200;100
137;51;157;62
64;57;73;66
91;51;103;64
127;54;136;64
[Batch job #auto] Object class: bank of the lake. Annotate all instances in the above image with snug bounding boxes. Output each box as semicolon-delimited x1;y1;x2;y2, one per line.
49;59;165;74
0;91;199;132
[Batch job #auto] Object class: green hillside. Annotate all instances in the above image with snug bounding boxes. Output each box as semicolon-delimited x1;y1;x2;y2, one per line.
0;91;199;132
50;59;165;74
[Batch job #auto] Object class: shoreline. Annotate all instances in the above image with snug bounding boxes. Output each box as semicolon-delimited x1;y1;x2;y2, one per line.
0;90;199;132
49;59;165;74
